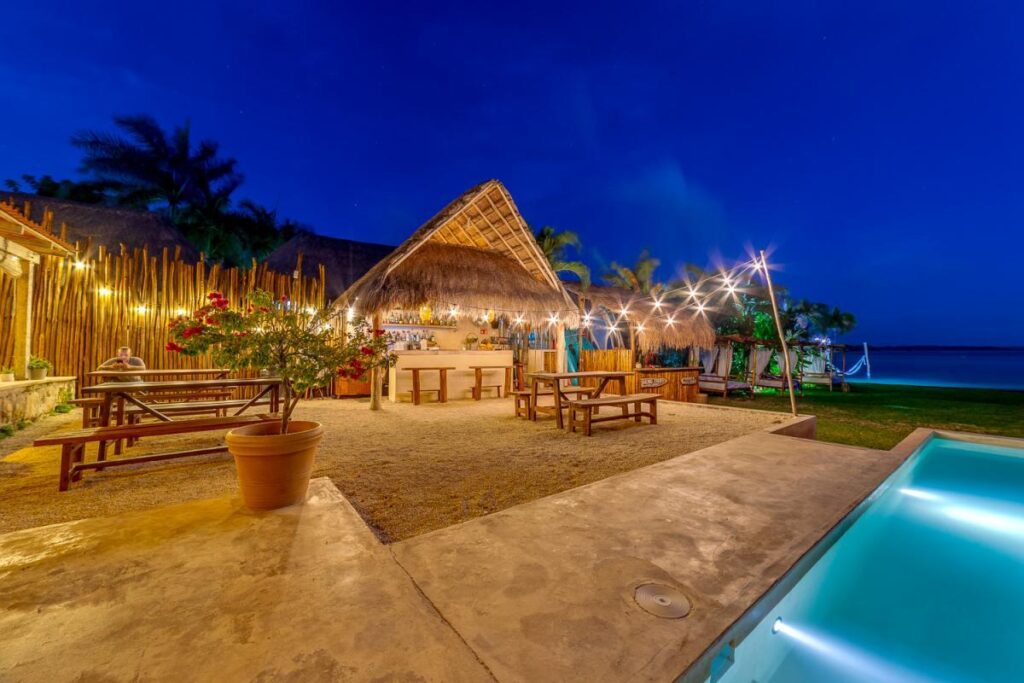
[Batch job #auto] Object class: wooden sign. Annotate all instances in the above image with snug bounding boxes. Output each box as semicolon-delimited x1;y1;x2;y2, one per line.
679;377;697;385
640;378;668;389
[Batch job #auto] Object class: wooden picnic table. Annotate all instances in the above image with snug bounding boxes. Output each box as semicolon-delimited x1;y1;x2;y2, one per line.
402;367;455;404
82;378;281;460
468;365;513;400
87;368;230;380
527;371;630;429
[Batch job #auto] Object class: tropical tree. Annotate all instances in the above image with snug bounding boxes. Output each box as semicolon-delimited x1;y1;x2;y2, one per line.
603;250;663;295
534;225;590;288
64;114;293;265
71;115;243;220
3;174;115;204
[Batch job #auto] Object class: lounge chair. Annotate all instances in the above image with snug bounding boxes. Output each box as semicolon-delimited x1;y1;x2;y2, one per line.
801;347;843;391
699;344;752;397
752;347;802;395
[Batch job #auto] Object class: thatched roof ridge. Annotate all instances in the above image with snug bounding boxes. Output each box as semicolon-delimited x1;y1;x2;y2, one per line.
566;283;717;351
265;231;394;299
7;194;198;260
334;180;575;322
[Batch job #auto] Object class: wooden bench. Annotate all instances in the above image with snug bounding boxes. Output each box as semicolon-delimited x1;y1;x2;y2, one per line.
567;393;659;436
34;414;278;491
512;387;595;420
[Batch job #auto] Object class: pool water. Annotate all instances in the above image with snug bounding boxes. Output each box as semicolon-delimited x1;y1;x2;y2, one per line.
713;436;1024;683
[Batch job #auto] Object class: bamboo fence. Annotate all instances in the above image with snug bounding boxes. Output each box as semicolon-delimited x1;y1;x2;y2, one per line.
0;245;326;395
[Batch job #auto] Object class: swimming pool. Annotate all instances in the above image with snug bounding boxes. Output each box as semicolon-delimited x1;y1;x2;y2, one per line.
705;433;1024;683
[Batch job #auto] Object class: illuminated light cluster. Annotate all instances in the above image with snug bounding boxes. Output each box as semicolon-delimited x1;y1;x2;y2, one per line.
135;305;148;315
97;286;113;297
72;260;88;271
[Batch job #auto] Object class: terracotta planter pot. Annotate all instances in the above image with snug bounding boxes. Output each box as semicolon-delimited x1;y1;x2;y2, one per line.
28;368;47;380
225;420;324;510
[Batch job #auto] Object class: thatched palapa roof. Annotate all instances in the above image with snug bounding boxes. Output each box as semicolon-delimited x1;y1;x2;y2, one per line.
567;283;717;351
8;194;200;261
335;180;576;324
265;231;395;299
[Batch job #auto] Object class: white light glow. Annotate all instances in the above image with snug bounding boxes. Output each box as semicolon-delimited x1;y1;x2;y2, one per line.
72;260;88;271
98;286;112;297
175;308;187;317
774;620;939;683
346;306;355;322
135;305;148;314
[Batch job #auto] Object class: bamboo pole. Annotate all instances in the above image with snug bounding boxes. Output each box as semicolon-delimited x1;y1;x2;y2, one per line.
760;250;797;416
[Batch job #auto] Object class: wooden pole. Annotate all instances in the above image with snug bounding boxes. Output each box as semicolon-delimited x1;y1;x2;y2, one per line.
760;250;797;416
369;312;383;411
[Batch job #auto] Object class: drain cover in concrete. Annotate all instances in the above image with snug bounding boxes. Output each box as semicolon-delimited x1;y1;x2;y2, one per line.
633;583;692;619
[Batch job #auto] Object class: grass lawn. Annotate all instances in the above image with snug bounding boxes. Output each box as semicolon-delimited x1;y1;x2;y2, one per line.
711;383;1024;450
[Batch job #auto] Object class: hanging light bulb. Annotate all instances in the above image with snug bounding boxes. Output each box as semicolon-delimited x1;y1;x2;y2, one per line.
696;301;706;314
97;286;113;297
448;305;459;318
72;260;88;271
346;306;355;322
175;307;187;317
135;305;148;315
513;313;524;327
636;322;645;332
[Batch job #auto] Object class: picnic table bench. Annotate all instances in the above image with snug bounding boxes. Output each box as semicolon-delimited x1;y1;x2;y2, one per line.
527;371;630;429
567;393;659;436
35;414;279;491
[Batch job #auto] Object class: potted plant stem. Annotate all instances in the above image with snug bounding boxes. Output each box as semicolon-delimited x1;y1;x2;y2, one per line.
27;357;51;380
167;290;393;510
0;366;14;382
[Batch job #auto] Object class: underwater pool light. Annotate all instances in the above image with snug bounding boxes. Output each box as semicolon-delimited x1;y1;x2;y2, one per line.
771;617;783;634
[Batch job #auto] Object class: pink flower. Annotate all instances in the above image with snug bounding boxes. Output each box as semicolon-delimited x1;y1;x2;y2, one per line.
165;341;184;353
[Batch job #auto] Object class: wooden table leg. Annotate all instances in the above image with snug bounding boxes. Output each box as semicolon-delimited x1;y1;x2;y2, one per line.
473;368;482;401
633;400;642;422
617;376;627;396
97;395;113;463
504;367;512;398
411;369;421;405
439;369;448;403
530;378;540;421
554;381;565;429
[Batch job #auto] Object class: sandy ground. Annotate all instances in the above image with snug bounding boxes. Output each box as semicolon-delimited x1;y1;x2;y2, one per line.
0;398;785;542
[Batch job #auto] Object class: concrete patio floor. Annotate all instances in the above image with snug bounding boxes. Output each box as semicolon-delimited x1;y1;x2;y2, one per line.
0;428;905;682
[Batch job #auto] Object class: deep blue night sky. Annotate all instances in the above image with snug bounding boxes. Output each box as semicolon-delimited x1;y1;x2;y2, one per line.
2;2;1022;344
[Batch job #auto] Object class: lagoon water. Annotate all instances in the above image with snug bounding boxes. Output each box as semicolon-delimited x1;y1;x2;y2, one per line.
846;347;1024;391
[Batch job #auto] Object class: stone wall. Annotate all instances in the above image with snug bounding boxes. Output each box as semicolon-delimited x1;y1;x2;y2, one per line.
0;377;76;426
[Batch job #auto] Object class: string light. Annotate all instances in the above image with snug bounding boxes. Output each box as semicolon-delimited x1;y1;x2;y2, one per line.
97;286;112;297
548;313;559;326
175;307;187;316
513;314;525;327
135;305;148;315
636;322;645;333
72;260;88;271
346;306;355;322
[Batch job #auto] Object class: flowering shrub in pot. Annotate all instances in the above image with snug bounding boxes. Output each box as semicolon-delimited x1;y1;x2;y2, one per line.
167;289;392;509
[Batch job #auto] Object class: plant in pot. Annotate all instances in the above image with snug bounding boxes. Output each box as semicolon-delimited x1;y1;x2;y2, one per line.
0;366;14;382
167;289;393;510
28;357;51;380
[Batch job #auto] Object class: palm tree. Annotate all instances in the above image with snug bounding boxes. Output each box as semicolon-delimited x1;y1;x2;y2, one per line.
71;115;242;222
603;250;662;295
534;225;590;288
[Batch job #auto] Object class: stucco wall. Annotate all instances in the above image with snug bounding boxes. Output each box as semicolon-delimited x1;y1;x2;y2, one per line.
0;377;76;426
